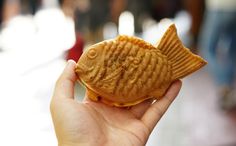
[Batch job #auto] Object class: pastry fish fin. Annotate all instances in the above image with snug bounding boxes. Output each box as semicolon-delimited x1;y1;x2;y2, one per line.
156;24;207;80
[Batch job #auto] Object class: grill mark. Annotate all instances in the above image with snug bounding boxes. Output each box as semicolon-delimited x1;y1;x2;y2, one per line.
95;41;112;85
142;52;158;92
117;35;155;51
145;65;153;78
119;42;131;62
158;31;172;54
167;45;182;62
171;54;192;70
145;78;153;92
142;51;152;70
103;44;110;67
111;41;130;94
157;33;167;50
105;41;113;56
146;53;156;79
163;33;178;56
107;41;125;75
157;59;168;89
93;67;105;85
168;42;181;58
104;41;115;67
130;48;146;78
161;32;176;55
88;65;101;84
112;41;126;63
135;51;152;92
174;61;197;78
116;45;140;95
138;52;156;92
169;43;182;62
110;67;124;94
127;49;147;97
96;41;117;91
173;57;197;76
152;56;164;88
149;52;157;73
107;41;118;67
129;45;139;57
129;84;138;98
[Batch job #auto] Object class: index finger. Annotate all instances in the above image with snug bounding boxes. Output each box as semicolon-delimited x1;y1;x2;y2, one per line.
141;80;182;133
53;60;77;100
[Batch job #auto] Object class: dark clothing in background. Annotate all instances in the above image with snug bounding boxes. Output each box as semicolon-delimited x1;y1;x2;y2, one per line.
21;0;41;15
125;0;183;32
0;0;4;26
147;0;183;21
75;0;109;33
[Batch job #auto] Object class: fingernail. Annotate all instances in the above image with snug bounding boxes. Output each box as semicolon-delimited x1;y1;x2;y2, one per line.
67;59;76;64
64;60;76;70
66;59;75;67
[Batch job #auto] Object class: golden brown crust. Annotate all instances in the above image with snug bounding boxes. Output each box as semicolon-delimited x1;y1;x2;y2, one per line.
75;24;207;107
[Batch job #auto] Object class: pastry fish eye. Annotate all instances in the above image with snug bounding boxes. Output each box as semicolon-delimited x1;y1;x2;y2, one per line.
87;49;97;59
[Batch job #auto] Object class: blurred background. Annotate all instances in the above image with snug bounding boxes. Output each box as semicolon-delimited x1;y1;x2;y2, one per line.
0;0;236;145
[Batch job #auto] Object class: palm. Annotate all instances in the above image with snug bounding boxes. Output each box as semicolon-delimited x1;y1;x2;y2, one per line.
85;100;149;146
56;97;151;146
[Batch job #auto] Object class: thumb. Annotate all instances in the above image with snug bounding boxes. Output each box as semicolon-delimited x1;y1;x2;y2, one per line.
53;60;77;100
141;80;182;133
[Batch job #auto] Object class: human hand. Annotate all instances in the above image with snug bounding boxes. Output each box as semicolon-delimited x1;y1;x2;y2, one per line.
50;60;182;146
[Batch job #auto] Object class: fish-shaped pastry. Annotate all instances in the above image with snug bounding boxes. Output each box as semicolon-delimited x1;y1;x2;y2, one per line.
75;24;207;107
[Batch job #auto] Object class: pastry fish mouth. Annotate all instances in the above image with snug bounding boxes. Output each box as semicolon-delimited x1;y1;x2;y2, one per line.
76;63;94;74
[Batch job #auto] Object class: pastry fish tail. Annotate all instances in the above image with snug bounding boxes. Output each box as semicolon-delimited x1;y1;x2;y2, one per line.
156;24;207;80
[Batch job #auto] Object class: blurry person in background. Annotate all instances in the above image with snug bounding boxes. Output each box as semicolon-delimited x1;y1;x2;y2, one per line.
0;0;41;28
58;0;75;18
59;0;84;62
110;0;126;25
126;0;183;34
21;0;41;15
0;0;3;28
147;0;183;21
199;0;236;111
0;0;19;51
60;0;110;43
183;0;205;51
0;0;20;28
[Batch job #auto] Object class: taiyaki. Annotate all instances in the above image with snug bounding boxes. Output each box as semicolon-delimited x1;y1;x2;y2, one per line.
75;24;207;107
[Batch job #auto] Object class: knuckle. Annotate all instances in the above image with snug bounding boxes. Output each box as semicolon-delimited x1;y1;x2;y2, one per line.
150;106;164;118
163;96;172;104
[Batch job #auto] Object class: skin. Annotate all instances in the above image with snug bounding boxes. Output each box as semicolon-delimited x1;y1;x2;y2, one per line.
50;60;182;146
